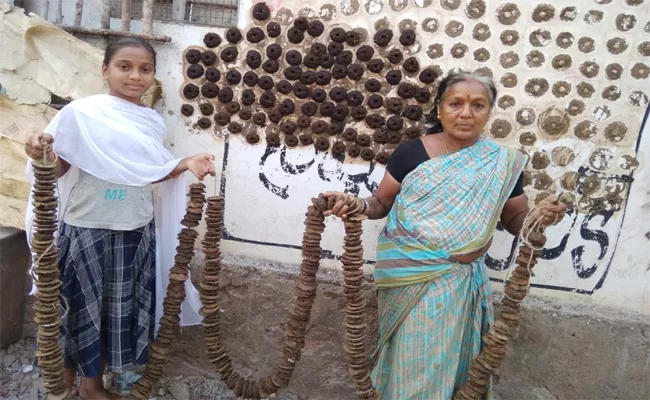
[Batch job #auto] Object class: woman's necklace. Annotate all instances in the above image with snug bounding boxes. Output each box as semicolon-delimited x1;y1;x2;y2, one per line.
441;133;450;154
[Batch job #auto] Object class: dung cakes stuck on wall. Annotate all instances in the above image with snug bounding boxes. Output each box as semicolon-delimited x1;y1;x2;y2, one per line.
180;1;440;166
179;0;648;217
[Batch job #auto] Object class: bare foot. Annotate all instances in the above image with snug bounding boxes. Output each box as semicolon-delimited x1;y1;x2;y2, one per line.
60;368;79;400
64;368;76;392
65;388;80;400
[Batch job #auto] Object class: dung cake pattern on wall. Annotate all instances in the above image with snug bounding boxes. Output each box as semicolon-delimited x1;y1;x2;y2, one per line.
180;2;437;167
180;0;649;218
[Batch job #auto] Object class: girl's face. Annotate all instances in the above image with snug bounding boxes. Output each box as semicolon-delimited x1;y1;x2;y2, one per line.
102;46;155;104
438;80;492;142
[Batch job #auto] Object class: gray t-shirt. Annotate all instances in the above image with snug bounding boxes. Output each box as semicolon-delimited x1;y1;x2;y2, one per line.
63;170;154;231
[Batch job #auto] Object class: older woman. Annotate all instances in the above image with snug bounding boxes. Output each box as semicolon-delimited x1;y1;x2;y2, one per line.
324;72;566;399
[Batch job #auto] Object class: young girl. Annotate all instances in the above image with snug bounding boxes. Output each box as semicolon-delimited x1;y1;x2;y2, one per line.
24;37;213;399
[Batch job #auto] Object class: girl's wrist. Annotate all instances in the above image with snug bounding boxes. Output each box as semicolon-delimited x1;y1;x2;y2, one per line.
179;157;189;172
167;158;189;179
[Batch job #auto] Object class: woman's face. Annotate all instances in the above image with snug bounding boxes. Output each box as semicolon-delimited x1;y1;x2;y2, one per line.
438;80;492;141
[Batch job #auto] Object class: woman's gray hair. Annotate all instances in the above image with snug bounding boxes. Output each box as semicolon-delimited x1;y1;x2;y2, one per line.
438;72;497;107
426;72;498;134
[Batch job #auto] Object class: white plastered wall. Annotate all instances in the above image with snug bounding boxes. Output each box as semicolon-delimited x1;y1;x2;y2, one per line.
43;0;650;317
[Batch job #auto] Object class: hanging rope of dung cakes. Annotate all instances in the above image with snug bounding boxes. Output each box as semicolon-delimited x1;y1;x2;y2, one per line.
129;183;208;399
127;187;377;399
29;142;68;400
34;176;552;400
197;194;376;399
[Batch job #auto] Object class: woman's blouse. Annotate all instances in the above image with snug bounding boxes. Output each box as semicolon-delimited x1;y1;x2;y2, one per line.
386;137;524;199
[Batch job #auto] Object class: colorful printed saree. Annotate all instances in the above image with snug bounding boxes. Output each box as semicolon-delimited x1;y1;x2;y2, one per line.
371;137;527;399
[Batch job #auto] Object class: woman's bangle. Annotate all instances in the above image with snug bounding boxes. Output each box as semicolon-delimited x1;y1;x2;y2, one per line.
361;198;369;215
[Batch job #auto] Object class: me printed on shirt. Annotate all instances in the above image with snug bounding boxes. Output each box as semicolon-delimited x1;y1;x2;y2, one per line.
105;188;127;201
62;170;153;230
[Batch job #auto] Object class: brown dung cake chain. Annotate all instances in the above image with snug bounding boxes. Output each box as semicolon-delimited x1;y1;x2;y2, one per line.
30;147;67;399
206;195;377;399
453;206;551;400
336;216;376;398
196;196;247;393
127;191;378;399
37;184;550;399
129;183;207;400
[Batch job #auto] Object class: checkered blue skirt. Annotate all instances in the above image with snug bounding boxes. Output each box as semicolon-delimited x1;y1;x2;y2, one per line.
57;220;156;377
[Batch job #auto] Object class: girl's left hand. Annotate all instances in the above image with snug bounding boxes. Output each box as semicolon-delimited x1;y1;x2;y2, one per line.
186;153;216;180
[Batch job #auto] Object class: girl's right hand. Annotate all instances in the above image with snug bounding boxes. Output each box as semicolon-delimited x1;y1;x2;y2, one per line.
25;133;55;162
186;153;217;180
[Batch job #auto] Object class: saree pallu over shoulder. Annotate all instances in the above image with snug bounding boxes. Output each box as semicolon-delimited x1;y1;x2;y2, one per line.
374;138;527;289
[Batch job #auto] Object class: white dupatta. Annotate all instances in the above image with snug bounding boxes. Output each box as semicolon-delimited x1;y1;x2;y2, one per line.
24;94;203;331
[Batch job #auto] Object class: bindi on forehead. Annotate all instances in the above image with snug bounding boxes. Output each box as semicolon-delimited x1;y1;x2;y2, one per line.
447;81;489;99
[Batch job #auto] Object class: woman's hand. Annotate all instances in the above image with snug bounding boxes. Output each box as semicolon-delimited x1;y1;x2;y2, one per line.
538;195;567;226
185;153;217;181
25;133;55;162
322;192;366;221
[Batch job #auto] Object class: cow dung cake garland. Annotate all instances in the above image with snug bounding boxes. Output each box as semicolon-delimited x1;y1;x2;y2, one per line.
129;183;208;400
122;188;552;400
124;190;379;400
31;177;551;399
29;152;67;400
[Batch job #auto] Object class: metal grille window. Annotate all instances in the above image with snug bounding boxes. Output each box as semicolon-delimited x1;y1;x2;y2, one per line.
186;0;238;25
111;0;238;27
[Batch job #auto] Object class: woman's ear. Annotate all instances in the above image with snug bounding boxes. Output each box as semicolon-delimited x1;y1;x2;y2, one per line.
101;64;109;80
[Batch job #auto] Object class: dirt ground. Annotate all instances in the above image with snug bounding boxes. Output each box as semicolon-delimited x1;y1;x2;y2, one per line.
0;337;300;400
2;258;648;400
0;291;301;400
